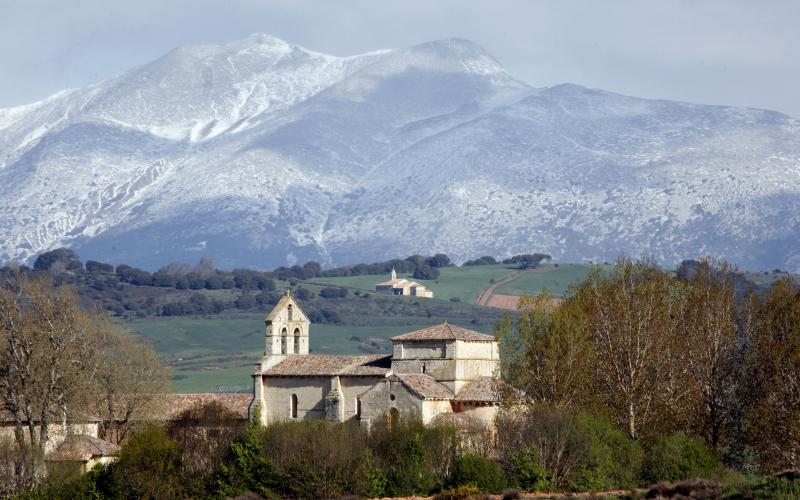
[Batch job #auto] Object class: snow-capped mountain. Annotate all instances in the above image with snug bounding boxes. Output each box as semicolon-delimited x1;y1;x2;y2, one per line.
1;34;799;271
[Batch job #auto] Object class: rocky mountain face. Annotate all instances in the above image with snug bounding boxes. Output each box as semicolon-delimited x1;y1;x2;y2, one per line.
1;34;799;271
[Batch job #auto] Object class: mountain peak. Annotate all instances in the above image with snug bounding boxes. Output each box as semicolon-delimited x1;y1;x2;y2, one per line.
407;38;504;75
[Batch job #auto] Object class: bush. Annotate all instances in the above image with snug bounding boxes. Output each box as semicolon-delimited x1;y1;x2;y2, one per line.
509;448;551;492
645;432;719;483
101;425;191;498
451;454;506;493
568;412;643;490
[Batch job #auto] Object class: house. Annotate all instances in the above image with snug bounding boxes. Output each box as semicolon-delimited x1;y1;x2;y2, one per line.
375;269;434;298
251;291;509;429
0;408;119;474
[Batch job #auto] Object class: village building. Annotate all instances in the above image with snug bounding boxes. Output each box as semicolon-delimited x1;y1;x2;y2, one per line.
251;291;507;428
375;269;434;298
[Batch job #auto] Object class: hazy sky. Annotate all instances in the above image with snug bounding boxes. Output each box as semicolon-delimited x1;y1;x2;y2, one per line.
2;0;799;117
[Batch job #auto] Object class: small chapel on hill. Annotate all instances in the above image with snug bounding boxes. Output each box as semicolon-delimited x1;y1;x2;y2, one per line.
251;291;507;428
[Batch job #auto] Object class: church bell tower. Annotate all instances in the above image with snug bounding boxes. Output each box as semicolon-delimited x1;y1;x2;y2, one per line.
264;290;310;360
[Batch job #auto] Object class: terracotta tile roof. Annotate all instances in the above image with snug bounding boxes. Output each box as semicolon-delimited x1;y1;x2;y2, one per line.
395;374;453;400
155;393;253;420
262;354;392;377
377;278;408;286
47;434;120;462
391;322;496;342
431;412;480;429
0;405;100;424
453;377;510;403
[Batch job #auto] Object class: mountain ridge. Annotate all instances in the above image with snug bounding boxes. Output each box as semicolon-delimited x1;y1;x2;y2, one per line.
1;34;799;271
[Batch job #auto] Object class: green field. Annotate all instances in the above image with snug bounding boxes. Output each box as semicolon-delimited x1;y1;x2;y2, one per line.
308;264;519;302
494;264;611;297
124;263;618;393
127;313;495;393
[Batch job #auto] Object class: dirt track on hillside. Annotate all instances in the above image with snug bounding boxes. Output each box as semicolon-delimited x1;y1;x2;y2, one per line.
475;265;556;310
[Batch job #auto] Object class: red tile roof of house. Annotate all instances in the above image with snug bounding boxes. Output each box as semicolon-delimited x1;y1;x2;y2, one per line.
395;374;453;400
261;354;392;377
46;434;120;461
390;322;496;342
453;377;508;403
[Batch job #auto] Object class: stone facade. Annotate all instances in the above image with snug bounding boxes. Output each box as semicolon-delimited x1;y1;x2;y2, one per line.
252;292;510;429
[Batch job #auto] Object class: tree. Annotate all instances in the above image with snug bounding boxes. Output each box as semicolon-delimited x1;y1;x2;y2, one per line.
32;248;83;272
92;320;170;444
0;276;99;460
497;291;593;408
741;277;800;471
572;259;689;439
0;274;169;474
413;266;439;280
679;260;739;451
426;254;452;268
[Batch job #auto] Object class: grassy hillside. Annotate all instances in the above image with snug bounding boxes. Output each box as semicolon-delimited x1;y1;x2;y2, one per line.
308;263;519;302
495;264;612;297
126;295;503;393
122;263;624;393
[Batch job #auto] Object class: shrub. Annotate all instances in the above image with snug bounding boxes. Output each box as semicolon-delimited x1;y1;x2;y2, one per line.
510;448;551;492
102;425;190;498
645;432;719;483
434;483;481;499
451;454;506;493
568;412;643;490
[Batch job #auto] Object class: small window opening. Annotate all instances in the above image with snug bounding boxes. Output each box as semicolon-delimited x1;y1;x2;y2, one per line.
390;394;396;401
288;304;293;321
281;327;288;355
291;394;298;419
356;398;362;418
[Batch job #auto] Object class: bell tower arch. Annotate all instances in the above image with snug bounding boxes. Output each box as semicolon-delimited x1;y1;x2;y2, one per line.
264;290;310;358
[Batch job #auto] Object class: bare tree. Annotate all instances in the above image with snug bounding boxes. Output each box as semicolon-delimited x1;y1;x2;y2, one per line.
680;260;739;450
0;276;97;456
575;259;689;439
92;320;170;444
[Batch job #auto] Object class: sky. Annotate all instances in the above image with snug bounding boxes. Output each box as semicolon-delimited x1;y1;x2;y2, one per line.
1;0;799;117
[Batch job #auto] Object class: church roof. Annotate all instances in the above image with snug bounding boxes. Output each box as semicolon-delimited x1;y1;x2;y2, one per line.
395;374;453;400
47;434;120;462
390;323;496;343
155;393;253;420
376;278;408;287
453;377;517;403
262;354;392;377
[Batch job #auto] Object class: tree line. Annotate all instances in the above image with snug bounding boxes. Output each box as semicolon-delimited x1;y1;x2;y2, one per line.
495;257;800;476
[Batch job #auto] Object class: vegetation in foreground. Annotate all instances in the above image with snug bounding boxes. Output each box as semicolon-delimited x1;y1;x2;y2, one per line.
15;407;800;500
5;256;800;498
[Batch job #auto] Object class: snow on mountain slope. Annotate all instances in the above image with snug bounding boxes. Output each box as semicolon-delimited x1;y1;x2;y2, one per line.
1;35;799;271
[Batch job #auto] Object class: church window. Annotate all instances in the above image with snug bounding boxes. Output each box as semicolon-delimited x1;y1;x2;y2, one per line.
356;398;362;418
281;328;288;355
293;328;300;354
291;394;298;419
390;394;396;401
288;304;293;321
422;363;427;374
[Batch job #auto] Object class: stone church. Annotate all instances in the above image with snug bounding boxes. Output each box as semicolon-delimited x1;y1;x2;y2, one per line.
251;291;507;428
